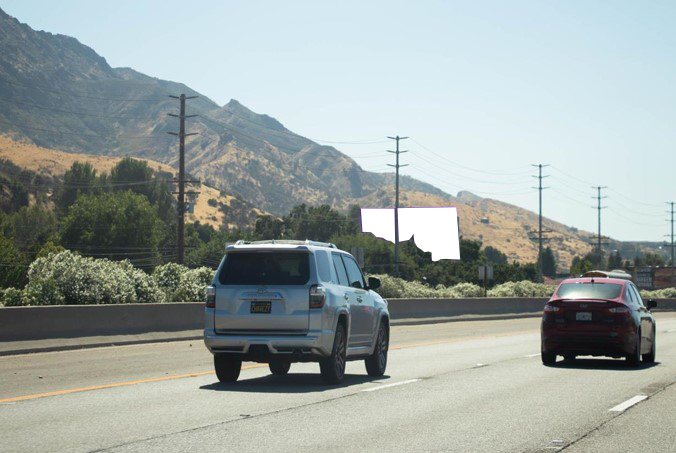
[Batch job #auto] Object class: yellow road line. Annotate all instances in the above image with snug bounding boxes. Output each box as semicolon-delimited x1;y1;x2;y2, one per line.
0;364;266;404
1;331;533;404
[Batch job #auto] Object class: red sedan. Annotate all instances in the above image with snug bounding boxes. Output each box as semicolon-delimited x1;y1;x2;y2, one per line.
541;276;657;366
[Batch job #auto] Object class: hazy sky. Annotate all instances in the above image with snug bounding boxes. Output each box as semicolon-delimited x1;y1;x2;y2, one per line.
3;0;675;243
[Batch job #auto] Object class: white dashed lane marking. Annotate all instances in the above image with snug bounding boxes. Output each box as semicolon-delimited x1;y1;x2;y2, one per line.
361;379;421;393
609;395;647;412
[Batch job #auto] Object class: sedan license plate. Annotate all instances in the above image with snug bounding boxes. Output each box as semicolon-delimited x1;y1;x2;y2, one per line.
576;311;592;321
250;301;271;314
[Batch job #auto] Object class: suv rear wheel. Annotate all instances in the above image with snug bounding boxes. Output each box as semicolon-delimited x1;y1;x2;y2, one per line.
269;359;291;375
320;323;346;384
365;322;388;377
214;354;242;383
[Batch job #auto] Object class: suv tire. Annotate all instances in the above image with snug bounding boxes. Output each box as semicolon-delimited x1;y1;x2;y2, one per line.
365;321;388;377
269;360;291;375
320;323;346;384
214;354;242;383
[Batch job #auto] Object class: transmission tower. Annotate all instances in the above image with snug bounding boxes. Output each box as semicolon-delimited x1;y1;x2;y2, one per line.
668;202;675;286
531;164;549;281
387;135;408;276
168;94;198;264
591;186;608;264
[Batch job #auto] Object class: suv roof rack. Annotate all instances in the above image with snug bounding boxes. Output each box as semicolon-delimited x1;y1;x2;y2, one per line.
233;239;337;249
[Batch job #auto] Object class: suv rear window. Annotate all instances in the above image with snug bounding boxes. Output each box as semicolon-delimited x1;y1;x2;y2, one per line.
555;283;623;300
218;252;310;285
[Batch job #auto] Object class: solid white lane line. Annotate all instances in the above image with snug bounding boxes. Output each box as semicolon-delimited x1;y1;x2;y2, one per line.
525;353;540;358
609;395;647;412
666;329;676;333
362;379;421;393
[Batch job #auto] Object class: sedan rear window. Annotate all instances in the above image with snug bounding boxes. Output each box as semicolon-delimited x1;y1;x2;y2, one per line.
218;252;310;285
555;283;623;300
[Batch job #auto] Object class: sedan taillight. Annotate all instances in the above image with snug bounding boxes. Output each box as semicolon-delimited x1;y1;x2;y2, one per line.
310;284;326;308
609;307;630;313
544;304;560;312
205;286;216;308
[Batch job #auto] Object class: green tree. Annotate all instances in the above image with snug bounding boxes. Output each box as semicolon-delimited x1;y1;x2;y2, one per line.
54;162;100;213
59;191;165;264
607;250;623;270
110;158;175;224
484;246;508;265
254;215;284;239
643;252;666;267
570;254;593;276
539;247;557;278
284;204;348;242
0;234;26;288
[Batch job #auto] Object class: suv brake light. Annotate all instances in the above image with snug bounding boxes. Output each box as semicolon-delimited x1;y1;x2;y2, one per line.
310;284;326;308
205;286;216;308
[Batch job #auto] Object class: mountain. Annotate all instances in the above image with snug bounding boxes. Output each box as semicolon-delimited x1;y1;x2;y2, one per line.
1;8;662;270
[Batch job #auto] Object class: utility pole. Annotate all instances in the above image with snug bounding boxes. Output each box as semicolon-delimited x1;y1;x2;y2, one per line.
387;135;408;276
168;94;197;264
531;164;549;281
591;186;608;266
668;202;675;287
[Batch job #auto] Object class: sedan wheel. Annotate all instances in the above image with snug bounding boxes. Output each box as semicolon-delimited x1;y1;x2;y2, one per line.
642;328;656;363
541;350;557;366
626;330;641;367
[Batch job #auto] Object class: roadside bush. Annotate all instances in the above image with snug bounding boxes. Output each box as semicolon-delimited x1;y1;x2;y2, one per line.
1;287;24;306
640;288;676;299
488;281;555;298
152;263;214;302
370;274;483;299
23;250;168;305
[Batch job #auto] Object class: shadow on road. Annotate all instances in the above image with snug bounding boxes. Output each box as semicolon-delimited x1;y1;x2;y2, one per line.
549;358;661;371
200;373;390;393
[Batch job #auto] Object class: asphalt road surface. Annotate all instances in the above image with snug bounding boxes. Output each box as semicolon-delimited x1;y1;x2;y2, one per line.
2;313;676;453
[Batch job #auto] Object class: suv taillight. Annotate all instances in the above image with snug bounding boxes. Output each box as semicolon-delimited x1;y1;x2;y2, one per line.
205;286;216;308
310;284;326;308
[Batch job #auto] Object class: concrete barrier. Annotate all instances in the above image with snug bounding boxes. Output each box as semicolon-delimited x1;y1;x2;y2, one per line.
387;298;549;319
0;303;204;342
1;298;675;345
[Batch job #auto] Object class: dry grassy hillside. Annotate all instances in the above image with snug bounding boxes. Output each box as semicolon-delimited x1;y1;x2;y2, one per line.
1;134;598;269
0;135;262;230
356;186;595;270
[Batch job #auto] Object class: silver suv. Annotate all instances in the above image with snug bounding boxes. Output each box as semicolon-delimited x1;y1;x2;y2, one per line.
204;240;390;384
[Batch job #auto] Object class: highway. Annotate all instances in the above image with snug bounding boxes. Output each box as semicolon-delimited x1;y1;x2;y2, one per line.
2;313;676;453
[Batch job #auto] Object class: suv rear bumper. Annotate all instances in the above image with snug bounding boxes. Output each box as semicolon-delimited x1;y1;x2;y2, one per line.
203;328;334;361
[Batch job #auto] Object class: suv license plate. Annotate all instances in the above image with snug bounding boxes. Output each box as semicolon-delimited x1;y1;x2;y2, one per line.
250;301;271;314
576;312;592;321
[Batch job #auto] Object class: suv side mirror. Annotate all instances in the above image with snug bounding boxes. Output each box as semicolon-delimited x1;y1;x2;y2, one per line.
367;277;381;290
647;299;657;310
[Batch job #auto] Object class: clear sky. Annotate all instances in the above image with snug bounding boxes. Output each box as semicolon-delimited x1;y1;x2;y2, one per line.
3;0;675;243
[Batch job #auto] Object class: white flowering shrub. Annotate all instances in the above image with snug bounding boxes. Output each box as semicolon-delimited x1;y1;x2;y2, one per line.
152;263;214;302
488;281;555;298
640;288;676;299
370;274;483;299
1;287;25;306
23;250;164;305
447;282;484;298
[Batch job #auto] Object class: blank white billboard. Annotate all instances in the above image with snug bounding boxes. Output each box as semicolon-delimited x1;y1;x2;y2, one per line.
360;207;460;261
